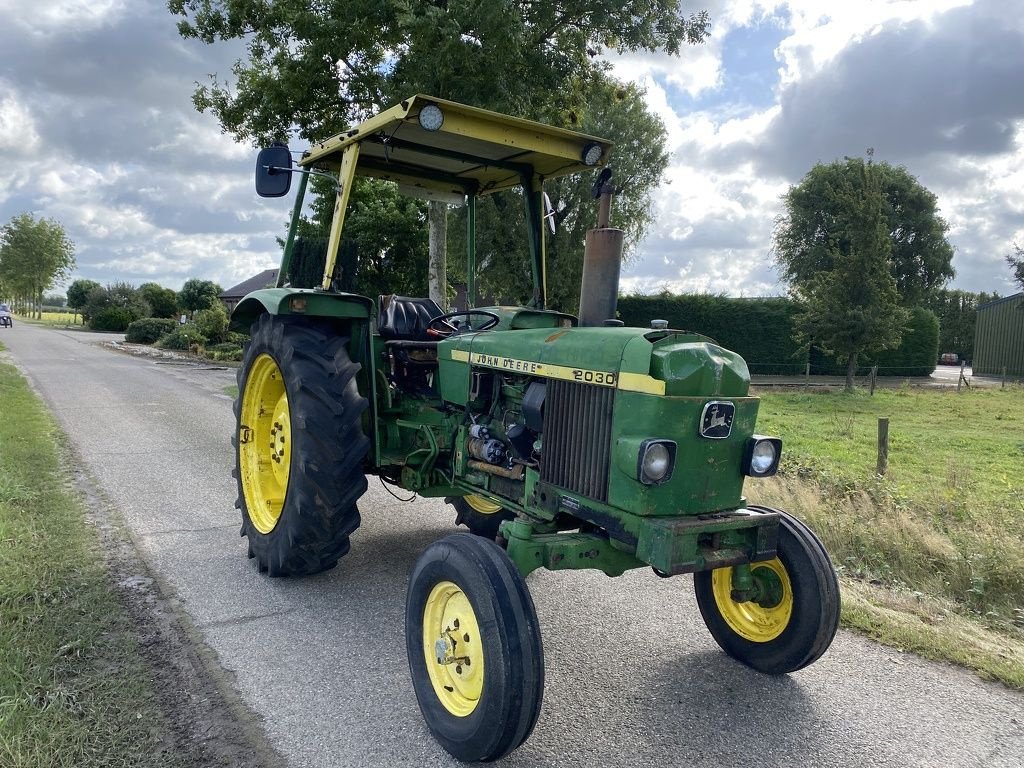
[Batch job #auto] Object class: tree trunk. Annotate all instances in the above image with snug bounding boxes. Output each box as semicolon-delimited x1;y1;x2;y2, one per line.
428;200;447;310
845;351;858;393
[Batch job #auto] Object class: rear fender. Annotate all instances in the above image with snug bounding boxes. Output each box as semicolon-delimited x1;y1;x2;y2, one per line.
229;288;374;332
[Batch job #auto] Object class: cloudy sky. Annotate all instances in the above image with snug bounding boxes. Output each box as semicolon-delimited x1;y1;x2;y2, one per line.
1;0;1021;297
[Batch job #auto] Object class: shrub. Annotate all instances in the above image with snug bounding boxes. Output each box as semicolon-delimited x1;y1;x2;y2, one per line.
126;317;178;344
89;307;136;332
204;342;243;362
194;304;229;343
85;282;148;330
156;326;208;351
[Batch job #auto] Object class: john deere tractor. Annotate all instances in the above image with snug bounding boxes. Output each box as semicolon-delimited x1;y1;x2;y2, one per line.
233;95;840;762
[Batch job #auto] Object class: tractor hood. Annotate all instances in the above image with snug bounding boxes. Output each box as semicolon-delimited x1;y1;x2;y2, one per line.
439;326;750;400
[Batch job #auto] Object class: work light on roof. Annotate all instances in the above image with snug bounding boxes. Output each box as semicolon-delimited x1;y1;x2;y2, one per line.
581;142;603;166
418;104;444;132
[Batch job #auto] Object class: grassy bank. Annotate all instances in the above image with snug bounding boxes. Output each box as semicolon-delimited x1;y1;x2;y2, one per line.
0;346;176;767
750;386;1024;686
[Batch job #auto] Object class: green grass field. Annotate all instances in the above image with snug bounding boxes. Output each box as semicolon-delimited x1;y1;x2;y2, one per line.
0;345;176;767
749;385;1024;685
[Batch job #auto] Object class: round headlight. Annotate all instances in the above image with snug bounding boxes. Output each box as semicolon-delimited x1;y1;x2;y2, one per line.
642;443;671;482
418;104;444;131
581;142;603;166
750;440;777;475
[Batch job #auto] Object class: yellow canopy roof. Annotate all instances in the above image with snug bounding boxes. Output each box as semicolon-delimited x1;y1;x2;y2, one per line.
299;94;613;197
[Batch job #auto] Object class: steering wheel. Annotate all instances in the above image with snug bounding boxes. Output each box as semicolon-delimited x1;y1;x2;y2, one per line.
426;310;501;338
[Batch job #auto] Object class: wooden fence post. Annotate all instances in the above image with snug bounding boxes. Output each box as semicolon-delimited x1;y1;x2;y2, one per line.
804;362;810;393
957;361;966;392
1003;366;1007;389
876;417;889;477
869;365;878;396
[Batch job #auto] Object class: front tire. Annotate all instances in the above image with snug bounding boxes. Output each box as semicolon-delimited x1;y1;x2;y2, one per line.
694;507;840;674
406;533;544;762
233;314;369;576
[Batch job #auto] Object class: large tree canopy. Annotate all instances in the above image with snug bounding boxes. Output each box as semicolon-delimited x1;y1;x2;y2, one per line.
774;158;955;307
775;156;910;391
0;214;75;319
169;1;709;142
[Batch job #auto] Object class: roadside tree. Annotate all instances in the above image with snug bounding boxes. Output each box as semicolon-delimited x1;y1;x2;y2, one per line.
775;154;910;392
0;214;76;319
139;282;180;318
177;279;223;317
67;278;102;325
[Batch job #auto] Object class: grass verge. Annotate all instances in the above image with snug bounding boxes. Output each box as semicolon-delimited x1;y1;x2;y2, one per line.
0;347;179;767
750;386;1024;687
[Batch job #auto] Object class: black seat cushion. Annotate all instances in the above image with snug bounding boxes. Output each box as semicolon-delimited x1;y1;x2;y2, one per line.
378;295;444;341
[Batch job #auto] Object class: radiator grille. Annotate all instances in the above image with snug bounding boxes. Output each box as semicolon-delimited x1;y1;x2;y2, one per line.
540;379;615;502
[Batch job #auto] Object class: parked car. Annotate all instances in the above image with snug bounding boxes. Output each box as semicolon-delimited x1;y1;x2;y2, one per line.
0;303;12;328
939;352;959;365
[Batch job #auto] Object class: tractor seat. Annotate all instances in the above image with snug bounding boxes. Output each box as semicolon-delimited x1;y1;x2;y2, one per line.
378;295;442;393
378;295;444;343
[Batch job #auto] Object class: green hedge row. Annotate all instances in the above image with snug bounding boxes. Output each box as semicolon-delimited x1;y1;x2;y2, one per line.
617;295;938;377
618;295;806;375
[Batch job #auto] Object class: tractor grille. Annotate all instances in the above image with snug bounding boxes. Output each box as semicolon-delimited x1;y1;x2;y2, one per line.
540;379;615;502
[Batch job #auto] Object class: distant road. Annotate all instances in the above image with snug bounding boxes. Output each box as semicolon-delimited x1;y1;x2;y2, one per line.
751;363;1005;389
3;323;1022;768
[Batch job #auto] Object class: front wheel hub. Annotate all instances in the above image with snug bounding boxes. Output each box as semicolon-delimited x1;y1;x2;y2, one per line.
422;582;484;717
712;558;794;643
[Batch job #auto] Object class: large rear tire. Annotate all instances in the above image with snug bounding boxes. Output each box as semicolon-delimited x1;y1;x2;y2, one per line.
233;314;369;576
694;507;840;674
406;533;544;762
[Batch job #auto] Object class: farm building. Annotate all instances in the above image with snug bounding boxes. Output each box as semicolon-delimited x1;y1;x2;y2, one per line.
972;293;1024;376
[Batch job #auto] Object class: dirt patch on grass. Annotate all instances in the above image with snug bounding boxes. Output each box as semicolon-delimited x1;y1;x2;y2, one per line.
69;456;285;768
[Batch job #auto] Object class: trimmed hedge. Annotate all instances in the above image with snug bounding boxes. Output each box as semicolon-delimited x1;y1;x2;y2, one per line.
617;295;806;375
618;294;938;377
809;307;939;376
126;317;178;344
89;307;137;332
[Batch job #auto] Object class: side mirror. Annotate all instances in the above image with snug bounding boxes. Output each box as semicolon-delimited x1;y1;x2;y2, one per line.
255;143;292;198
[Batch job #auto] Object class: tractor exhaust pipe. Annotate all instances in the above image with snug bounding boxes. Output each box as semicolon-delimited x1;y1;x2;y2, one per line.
578;169;624;327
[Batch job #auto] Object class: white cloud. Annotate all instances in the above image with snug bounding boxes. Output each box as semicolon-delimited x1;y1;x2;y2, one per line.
618;0;1024;298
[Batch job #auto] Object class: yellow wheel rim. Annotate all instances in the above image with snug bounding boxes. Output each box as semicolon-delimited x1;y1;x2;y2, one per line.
711;558;793;643
464;494;502;515
422;581;485;717
238;354;291;534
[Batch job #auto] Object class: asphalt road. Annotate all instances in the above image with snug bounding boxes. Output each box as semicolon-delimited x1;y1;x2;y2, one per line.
3;323;1023;768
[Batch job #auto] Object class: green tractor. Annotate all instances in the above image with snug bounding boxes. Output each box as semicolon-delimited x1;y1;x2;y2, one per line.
233;95;840;762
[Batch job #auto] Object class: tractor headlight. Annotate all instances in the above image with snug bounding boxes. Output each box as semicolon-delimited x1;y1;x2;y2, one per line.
638;439;676;485
581;142;603;166
417;103;444;131
743;436;782;478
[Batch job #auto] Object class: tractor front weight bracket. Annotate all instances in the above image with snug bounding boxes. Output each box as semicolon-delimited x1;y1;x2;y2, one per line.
501;519;646;578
